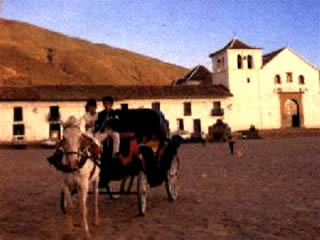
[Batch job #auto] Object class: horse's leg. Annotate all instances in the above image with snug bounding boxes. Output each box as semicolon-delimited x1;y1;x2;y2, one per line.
79;182;91;238
62;184;74;230
92;177;100;226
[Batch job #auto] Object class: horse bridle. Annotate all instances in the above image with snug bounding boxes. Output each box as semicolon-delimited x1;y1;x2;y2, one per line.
64;151;81;156
61;125;91;163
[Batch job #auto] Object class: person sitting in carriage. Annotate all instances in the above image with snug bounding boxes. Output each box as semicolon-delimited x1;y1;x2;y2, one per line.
94;96;120;158
81;98;98;133
93;96;122;187
154;109;169;140
79;97;120;159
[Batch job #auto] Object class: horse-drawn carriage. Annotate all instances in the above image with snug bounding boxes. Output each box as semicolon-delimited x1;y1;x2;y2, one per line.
49;109;182;237
98;109;182;215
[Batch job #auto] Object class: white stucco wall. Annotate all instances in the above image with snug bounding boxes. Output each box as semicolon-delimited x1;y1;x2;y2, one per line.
226;49;263;71
214;49;263;131
261;48;320;128
0;98;230;142
0;101;91;142
116;98;231;135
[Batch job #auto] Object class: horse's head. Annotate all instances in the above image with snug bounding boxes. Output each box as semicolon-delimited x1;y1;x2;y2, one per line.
61;116;82;169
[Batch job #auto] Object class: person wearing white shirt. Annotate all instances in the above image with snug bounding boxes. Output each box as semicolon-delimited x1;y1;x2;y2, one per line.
81;99;98;134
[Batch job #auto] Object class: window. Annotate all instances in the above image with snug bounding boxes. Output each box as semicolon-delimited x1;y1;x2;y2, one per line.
152;102;160;111
184;102;192;116
299;75;305;85
49;106;60;121
177;119;184;131
217;59;221;72
14;107;23;122
13;124;25;135
213;101;221;110
247;55;253;69
212;101;224;116
237;55;242;69
247;78;251;83
121;103;128;111
221;57;224;68
275;75;281;84
286;72;293;83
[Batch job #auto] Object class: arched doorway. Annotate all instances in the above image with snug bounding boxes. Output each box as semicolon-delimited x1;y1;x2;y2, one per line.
280;93;303;128
284;99;300;127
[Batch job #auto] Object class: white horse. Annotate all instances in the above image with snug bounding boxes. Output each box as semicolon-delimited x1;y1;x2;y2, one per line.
59;116;100;239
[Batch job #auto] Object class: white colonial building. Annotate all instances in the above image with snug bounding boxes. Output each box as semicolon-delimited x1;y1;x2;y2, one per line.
0;38;319;143
209;38;320;130
0;85;232;142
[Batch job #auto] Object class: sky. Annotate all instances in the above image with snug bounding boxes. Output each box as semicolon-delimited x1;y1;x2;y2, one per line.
2;0;320;69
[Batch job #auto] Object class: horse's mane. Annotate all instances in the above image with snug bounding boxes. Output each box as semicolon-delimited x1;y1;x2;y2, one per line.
63;116;80;129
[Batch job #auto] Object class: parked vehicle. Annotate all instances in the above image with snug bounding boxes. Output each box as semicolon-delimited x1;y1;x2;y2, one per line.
170;130;192;142
240;125;260;139
41;138;58;148
189;132;206;143
12;135;27;149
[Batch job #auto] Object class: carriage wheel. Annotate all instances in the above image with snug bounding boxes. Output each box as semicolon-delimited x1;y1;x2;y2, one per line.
60;189;67;214
137;171;148;216
106;181;121;200
165;155;180;201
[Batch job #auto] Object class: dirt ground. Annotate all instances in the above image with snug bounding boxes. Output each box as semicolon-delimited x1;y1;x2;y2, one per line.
0;137;319;240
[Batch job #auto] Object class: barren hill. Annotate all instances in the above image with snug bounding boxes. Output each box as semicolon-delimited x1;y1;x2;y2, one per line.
0;18;188;86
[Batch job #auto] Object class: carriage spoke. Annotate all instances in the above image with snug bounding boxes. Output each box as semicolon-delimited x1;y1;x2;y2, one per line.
166;155;180;201
137;171;148;216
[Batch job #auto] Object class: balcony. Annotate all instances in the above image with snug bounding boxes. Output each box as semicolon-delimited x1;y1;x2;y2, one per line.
211;108;224;116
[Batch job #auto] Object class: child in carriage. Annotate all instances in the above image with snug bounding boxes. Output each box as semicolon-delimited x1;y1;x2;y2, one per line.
81;98;98;133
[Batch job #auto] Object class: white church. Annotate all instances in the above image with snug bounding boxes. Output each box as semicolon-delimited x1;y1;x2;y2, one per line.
0;38;319;143
209;38;320;130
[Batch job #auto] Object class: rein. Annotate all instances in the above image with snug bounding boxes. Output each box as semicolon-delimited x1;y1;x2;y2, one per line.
70;134;99;171
49;131;101;176
65;151;79;156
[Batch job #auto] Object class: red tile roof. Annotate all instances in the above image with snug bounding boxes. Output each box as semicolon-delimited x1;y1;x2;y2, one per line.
262;48;285;66
173;65;212;86
0;85;232;101
209;38;261;57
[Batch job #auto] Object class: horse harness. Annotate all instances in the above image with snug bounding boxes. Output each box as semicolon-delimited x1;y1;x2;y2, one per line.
49;131;101;180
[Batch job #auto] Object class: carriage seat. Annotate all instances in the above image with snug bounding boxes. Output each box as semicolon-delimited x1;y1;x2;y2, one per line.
120;132;136;139
120;132;162;154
